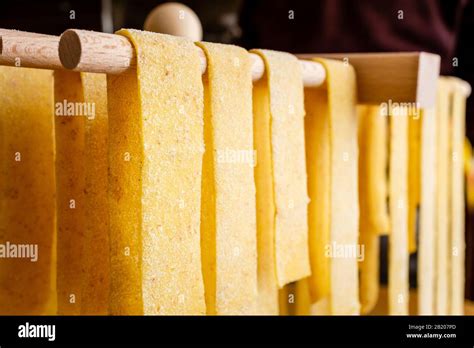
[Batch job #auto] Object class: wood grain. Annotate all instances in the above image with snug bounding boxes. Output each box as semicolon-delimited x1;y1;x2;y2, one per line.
298;52;441;108
0;30;61;70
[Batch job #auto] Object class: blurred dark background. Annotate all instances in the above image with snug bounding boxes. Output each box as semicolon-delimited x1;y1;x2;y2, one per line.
1;0;473;301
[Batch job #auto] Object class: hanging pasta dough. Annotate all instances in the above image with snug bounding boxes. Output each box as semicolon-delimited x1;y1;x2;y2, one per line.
388;109;409;315
435;78;451;315
449;77;467;315
54;71;109;315
251;49;311;289
80;73;109;315
294;278;311;315
197;41;257;315
54;70;87;315
304;79;331;304
253;72;279;314
0;67;56;315
357;104;389;314
408;112;421;254
305;58;360;315
418;107;437;315
107;29;206;315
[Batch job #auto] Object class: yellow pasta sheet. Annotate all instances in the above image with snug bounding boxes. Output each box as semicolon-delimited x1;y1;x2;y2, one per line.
304;82;331;303
359;231;380;314
252;49;310;288
448;78;467;315
435;78;451;314
253;73;279;314
0;67;56;314
408;112;421;254
108;30;205;314
465;139;474;210
197;41;257;315
278;283;295;315
81;73;109;315
310;297;331;315
418;107;437;315
358;105;390;234
294;278;311;315
54;70;86;315
388;110;409;315
357;105;388;313
306;58;360;314
55;71;109;315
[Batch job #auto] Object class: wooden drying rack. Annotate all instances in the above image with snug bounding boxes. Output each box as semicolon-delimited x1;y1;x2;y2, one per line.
0;28;469;108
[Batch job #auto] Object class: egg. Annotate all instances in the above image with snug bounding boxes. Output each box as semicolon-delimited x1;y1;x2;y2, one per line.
144;2;203;41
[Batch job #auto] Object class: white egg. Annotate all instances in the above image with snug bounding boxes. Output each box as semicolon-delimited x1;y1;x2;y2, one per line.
144;2;203;41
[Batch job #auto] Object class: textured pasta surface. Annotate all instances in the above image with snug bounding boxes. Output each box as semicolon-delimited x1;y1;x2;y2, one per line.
306;58;360;315
0;67;56;315
197;41;257;315
252;49;311;288
108;29;206;314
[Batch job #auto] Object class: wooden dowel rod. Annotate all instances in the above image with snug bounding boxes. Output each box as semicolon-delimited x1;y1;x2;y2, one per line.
59;29;136;75
0;30;62;70
58;29;326;86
